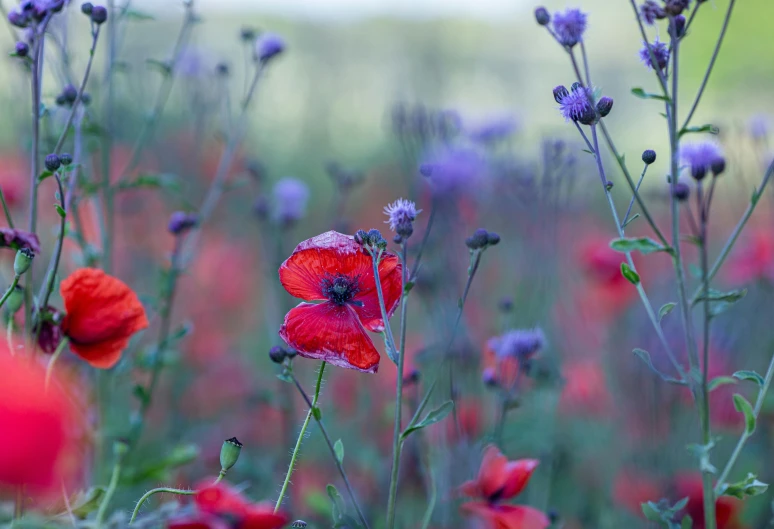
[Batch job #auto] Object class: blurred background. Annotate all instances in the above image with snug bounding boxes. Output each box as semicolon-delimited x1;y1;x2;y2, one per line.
1;0;774;527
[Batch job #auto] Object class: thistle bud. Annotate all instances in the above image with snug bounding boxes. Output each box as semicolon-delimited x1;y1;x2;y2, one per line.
354;229;368;246
466;229;490;250
534;6;550;25
711;157;726;176
486;232;501;246
14;248;34;276
62;84;78;105
240;27;257;42
290;522;308;529
672;182;690;201
642;149;657;165
553;85;569;104
219;437;242;472
81;2;93;15
167;211;199;236
269;345;286;364
596;96;614;117
418;163;433;177
14;42;29;57
91;5;107;24
673;15;686;38
44;154;61;172
570;82;583;92
59;153;73;166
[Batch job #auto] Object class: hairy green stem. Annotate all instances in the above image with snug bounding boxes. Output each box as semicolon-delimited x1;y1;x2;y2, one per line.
95;452;123;528
130;487;195;524
274;361;326;512
0;275;20;311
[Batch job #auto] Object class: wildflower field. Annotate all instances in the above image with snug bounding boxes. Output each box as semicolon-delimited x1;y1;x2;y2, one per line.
1;0;774;528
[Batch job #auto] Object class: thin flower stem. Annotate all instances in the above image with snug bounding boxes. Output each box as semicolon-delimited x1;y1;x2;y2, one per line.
37;173;67;312
684;2;703;35
100;0;117;273
274;361;326;513
418;467;437;529
627;0;670;97
409;199;437;282
44;337;69;391
715;347;774;492
369;248;398;354
0;275;20;311
681;0;737;131
130;487;195;524
622;163;649;227
95;451;124;528
0;190;13;228
289;373;370;529
52;26;101;154
689;159;774;304
385;242;409;529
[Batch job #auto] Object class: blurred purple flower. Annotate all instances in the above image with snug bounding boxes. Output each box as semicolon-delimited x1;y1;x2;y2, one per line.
0;228;41;254
639;39;670;71
552;8;588;47
383;198;421;234
255;33;285;63
168;211;199;235
466;115;520;144
419;147;487;195
681;142;725;180
640;0;666;25
557;85;595;124
272;177;309;225
748;115;770;140
488;328;546;360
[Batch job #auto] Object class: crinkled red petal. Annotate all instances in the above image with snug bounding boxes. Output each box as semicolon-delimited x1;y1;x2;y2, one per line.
350;252;402;332
279;301;380;373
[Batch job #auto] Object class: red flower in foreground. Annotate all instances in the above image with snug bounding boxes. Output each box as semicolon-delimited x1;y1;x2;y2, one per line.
278;231;402;373
61;268;149;369
460;445;549;529
0;349;78;497
194;482;289;529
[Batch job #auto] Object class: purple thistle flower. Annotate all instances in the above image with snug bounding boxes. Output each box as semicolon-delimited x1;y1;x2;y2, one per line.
383;198;421;237
640;0;666;25
488;328;546;361
748;114;770;141
272;177;309;225
551;8;588;48
419;147;487;195
255;33;285;63
167;211;199;236
639;39;670;71
556;85;596;125
681;142;725;180
466;115;520;144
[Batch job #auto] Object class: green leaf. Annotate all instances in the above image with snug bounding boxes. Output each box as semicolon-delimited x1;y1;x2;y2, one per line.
70;487;106;518
733;393;756;434
733;370;765;387
620;262;640;285
334;439;344;464
276;372;293;383
327;484;345;522
681;515;693;529
641;501;662;522
610;237;669;255
37;170;53;183
383;333;399;365
659;302;676;322
678;124;719;138
117;173;181;193
687;441;717;474
718;473;768;499
404;281;414;294
708;376;737;391
631;87;671;102
695;288;747;304
402;400;454;439
55;204;66;218
622;213;640;227
633;348;685;385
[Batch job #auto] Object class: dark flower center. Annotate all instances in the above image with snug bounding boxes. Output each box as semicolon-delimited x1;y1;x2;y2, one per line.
321;274;360;305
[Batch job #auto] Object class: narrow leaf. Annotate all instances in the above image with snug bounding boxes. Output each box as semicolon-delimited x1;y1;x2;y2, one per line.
402;401;454;439
55;204;66;218
334;439;344;464
631;87;670;102
733;394;756;434
620;262;640;285
633;348;685;385
733;370;765;387
659;302;676;322
610;237;668;255
708;376;737;391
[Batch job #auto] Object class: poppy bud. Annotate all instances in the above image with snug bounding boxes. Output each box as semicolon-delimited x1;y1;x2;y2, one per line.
4;284;24;316
534;6;550;25
219;437;242;472
553;85;569;104
486;232;501;246
44;154;61;172
59;153;73;166
269;345;286;364
91;5;107;24
14;248;34;276
14;42;29;57
711;157;726;176
672;182;690;201
642;149;657;165
290;522;307;529
596;96;613;117
81;2;93;15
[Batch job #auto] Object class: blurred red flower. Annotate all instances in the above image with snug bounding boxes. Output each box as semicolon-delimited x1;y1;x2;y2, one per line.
558;360;612;417
278;231;402;373
726;230;774;284
460;445;549;529
61;268;149;369
0;349;78;499
195;482;289;529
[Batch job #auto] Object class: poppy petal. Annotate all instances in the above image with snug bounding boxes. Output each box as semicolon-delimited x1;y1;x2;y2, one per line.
350;252;402;332
500;459;540;500
461;502;550;529
68;336;128;369
279;231;370;301
478;445;509;499
240;503;290;529
279;302;380;373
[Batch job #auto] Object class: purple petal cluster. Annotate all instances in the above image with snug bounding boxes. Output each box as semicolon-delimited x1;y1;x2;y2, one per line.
640;0;666;25
466;115;520;144
383;199;421;234
272;177;309;225
488;328;546;360
639;39;670;71
556;86;595;124
680;142;725;179
255;33;285;63
419;147;487;195
551;8;588;48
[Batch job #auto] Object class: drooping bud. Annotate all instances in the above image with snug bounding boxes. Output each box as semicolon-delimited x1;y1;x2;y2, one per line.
534;7;550;26
44;154;61;172
4;284;24;316
553;85;569;104
14;248;34;276
596;96;613;117
219;437;242;472
642;149;657;165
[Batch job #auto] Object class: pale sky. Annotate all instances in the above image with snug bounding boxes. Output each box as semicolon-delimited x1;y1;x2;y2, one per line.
134;0;526;20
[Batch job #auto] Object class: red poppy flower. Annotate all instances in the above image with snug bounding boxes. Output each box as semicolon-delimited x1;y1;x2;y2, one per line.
726;230;774;284
0;349;78;497
674;473;744;529
60;268;149;369
167;514;229;529
278;231;402;373
461;502;551;529
461;445;540;502
195;482;289;529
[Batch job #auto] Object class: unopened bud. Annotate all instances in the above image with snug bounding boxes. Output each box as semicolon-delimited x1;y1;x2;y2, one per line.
14;42;29;57
672;182;690;201
466;229;490;250
219;437;242;472
14;248;34;276
59;153;73;166
553;85;569;104
269;345;286;364
4;284;24;315
711;157;726;176
44;154;61;172
534;6;550;25
596;96;613;117
91;5;107;24
81;2;93;15
642;149;657;165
